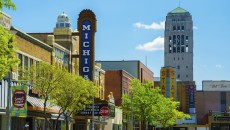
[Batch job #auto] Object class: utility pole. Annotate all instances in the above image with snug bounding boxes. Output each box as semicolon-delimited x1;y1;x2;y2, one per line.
7;70;11;130
92;97;94;130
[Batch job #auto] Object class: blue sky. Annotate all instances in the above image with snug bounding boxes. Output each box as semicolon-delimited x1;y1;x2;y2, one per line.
4;0;230;90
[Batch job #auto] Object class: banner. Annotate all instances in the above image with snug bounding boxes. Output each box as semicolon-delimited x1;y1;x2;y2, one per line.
10;85;27;117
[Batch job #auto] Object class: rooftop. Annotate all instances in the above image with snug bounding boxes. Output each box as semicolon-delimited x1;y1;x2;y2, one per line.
169;7;188;14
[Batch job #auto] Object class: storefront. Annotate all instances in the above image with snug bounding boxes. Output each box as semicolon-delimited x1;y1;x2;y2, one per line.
209;116;230;130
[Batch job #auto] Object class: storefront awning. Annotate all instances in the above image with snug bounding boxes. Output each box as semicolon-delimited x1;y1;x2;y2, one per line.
27;96;60;113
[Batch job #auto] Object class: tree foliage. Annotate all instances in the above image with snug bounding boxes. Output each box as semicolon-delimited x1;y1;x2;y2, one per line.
0;0;16;10
26;62;98;130
122;79;189;129
0;25;19;79
50;70;98;130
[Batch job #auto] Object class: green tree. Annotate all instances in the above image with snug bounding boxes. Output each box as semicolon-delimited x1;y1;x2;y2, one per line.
28;62;68;130
0;0;16;10
0;25;19;79
50;72;98;130
122;79;189;130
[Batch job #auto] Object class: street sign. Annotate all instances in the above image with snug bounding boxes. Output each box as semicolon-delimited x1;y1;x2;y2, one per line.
99;106;109;116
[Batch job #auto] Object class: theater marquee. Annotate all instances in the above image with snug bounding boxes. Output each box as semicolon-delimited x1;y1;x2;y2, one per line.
78;10;97;81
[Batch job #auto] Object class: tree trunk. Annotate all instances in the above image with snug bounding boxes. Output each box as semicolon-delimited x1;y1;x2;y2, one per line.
141;121;146;130
65;118;69;130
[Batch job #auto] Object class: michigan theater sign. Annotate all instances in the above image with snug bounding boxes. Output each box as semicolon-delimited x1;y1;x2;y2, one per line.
78;10;97;81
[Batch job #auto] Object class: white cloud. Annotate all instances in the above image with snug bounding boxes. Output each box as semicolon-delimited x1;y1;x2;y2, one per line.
136;36;164;51
215;65;223;68
193;26;198;30
133;21;165;30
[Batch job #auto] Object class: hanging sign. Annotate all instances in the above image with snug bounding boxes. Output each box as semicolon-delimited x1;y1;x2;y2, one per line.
10;85;27;117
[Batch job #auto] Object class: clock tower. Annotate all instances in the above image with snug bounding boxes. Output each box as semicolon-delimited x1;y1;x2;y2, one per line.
164;7;193;81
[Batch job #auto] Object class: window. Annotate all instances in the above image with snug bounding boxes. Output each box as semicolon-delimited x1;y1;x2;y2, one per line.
169;45;172;53
221;92;226;112
173;26;176;31
65;23;70;27
181;35;184;45
177;65;180;69
60;23;64;27
174;57;175;61
186;45;189;52
177;47;180;53
177;35;180;45
177;26;180;31
186;66;188;68
18;54;23;67
173;35;176;44
177;74;180;79
186;75;188;78
186;36;188;41
24;56;28;68
178;57;179;60
169;36;172;42
181;47;184;53
182;26;184;30
173;47;176;53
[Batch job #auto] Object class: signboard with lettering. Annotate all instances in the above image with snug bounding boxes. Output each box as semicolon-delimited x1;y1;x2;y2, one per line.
202;81;230;91
175;115;197;124
81;20;93;80
78;10;96;81
10;85;27;117
78;104;108;116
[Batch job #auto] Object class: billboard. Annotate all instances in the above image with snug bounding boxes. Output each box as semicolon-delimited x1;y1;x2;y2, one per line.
202;80;230;91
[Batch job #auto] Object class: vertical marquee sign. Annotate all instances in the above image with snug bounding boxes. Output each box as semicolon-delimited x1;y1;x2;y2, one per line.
78;9;97;81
